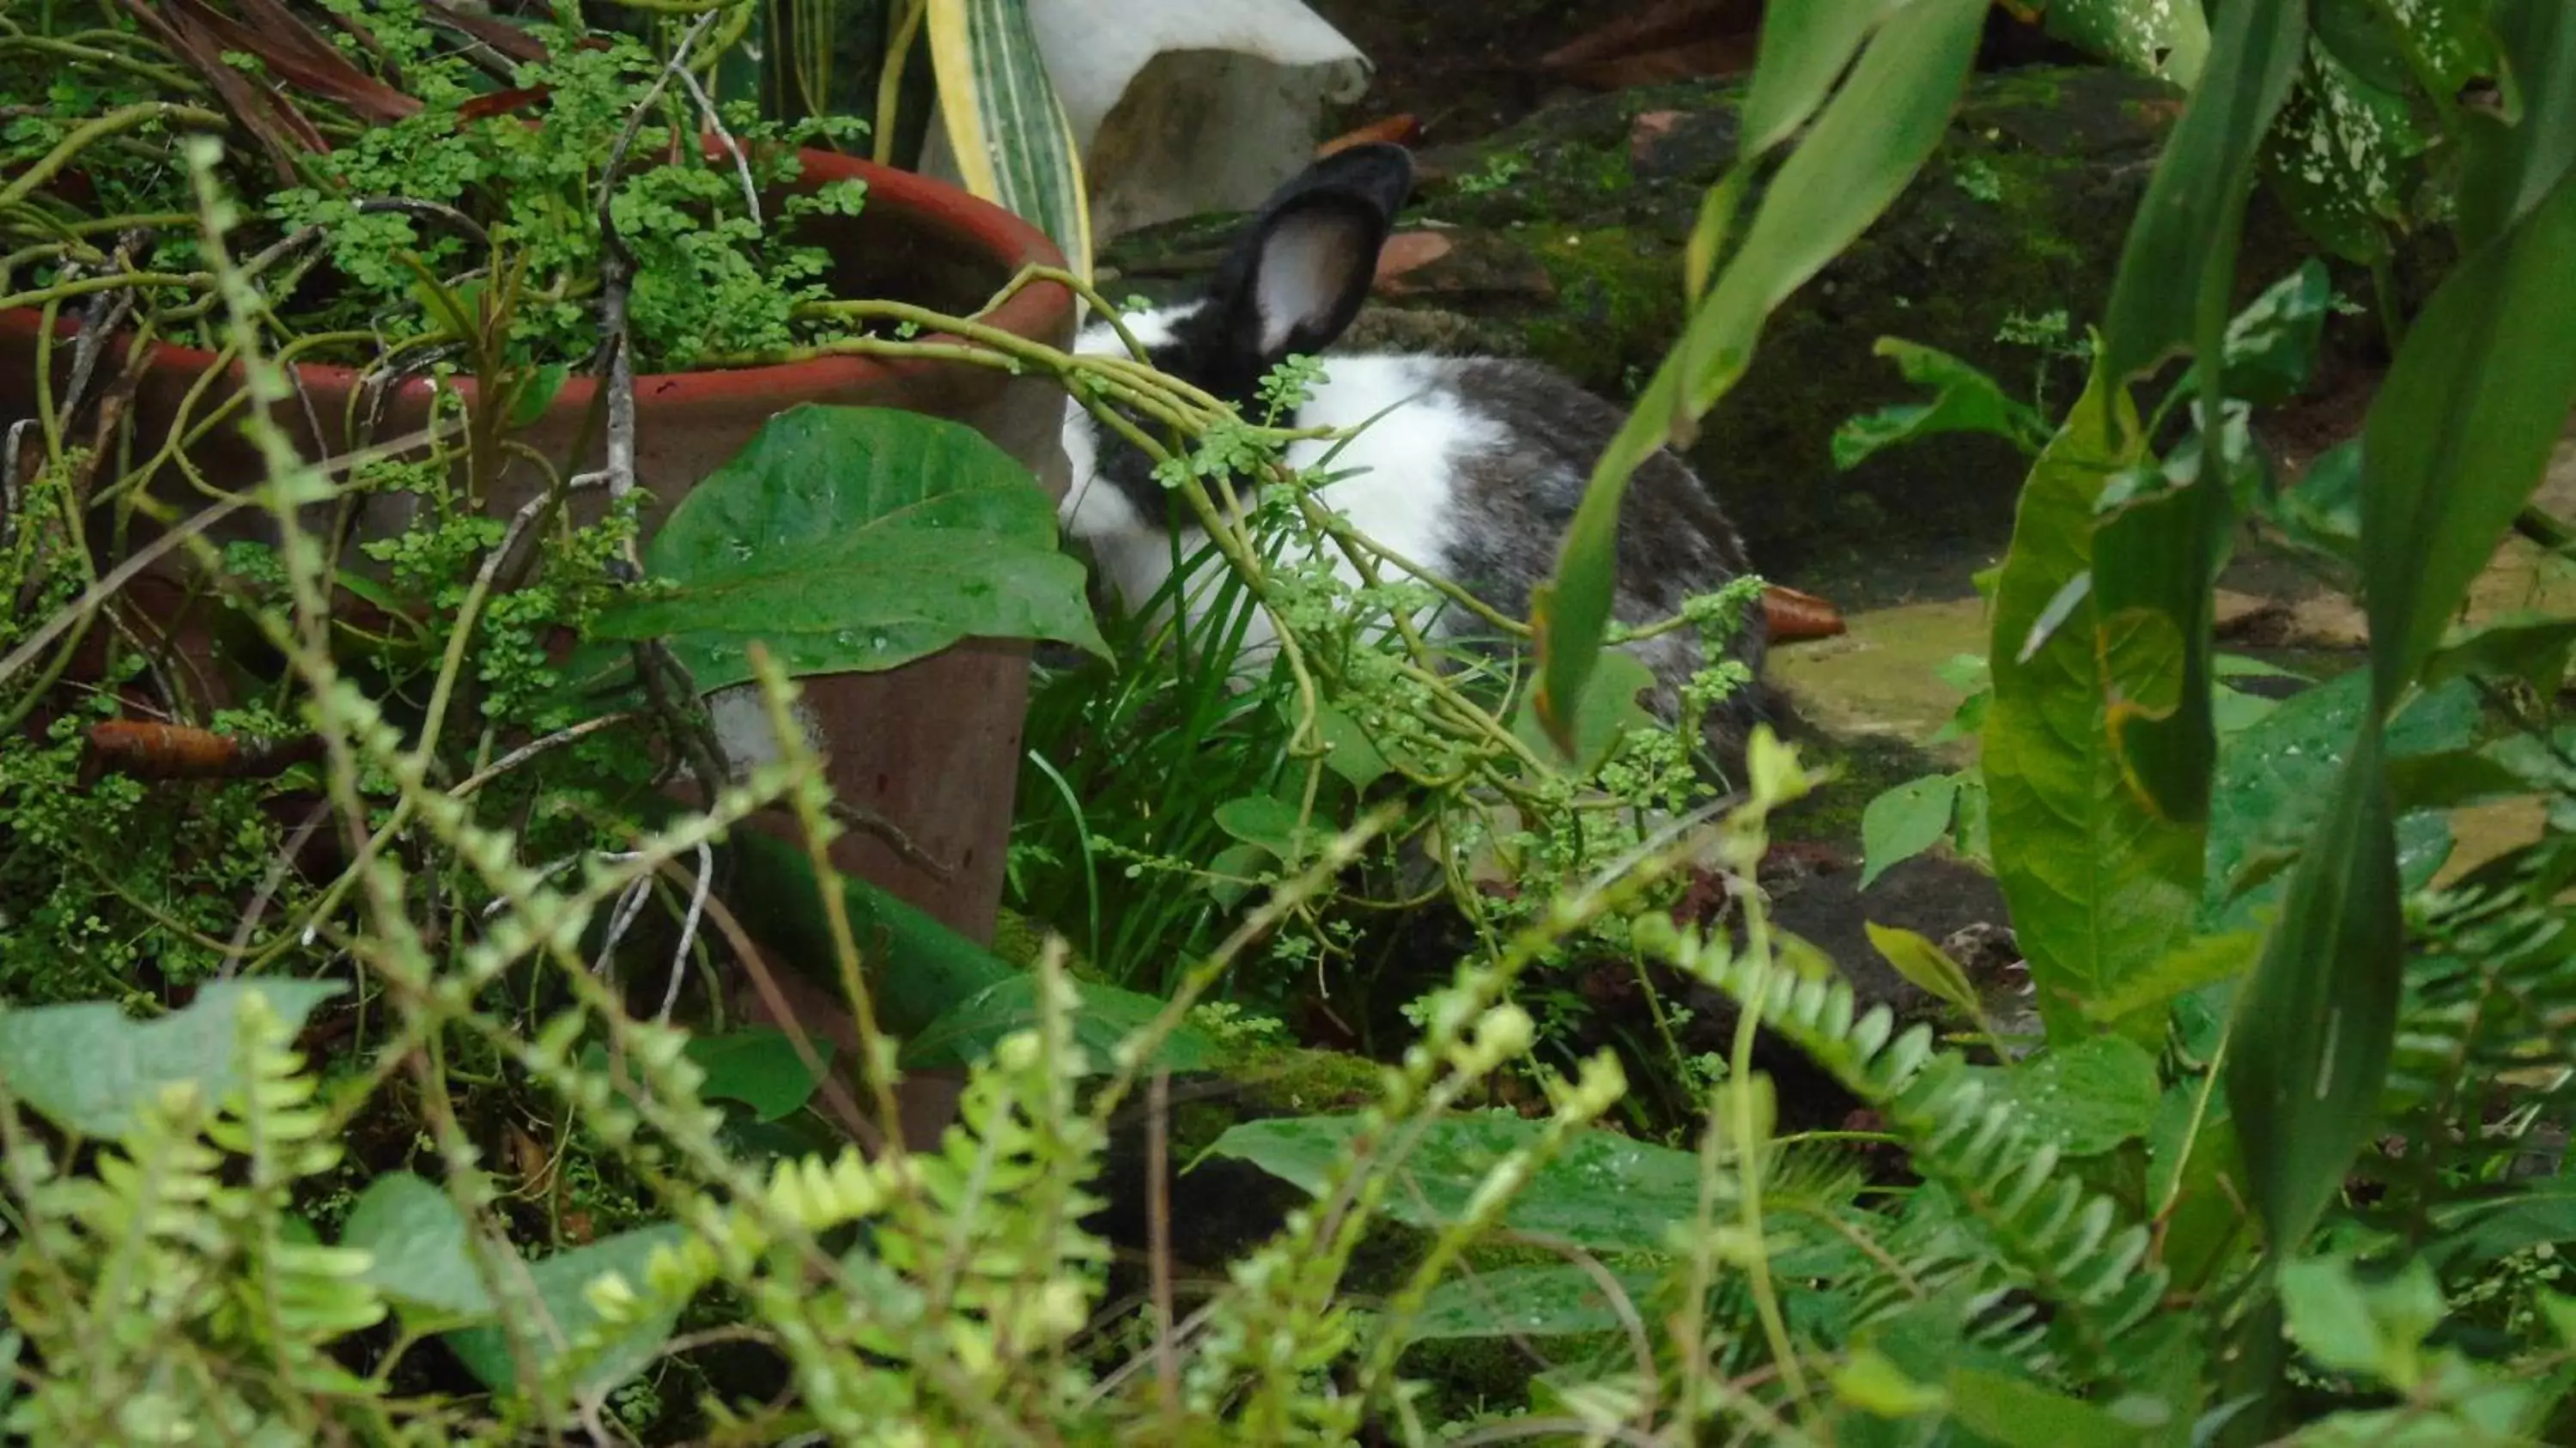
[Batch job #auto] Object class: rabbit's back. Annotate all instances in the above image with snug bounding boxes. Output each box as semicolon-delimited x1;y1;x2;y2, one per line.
1283;355;1770;759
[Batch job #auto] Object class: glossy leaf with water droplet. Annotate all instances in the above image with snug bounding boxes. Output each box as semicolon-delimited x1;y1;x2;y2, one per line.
1208;1114;1715;1251
1404;1262;1665;1343
2008;1033;2160;1156
574;405;1106;699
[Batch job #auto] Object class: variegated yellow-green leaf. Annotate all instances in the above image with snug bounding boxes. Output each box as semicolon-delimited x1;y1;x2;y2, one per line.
925;0;1093;282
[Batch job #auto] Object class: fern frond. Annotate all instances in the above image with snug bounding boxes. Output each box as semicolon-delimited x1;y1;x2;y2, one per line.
1647;920;2172;1389
2380;831;2576;1272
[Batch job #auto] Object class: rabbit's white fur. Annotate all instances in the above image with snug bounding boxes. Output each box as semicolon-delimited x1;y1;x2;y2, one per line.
1046;142;1768;765
1059;301;1502;664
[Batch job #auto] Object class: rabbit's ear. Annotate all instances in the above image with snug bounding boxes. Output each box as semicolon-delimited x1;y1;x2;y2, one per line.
1199;143;1413;378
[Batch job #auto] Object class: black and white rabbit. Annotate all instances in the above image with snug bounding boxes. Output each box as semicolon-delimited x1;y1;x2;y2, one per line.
1057;143;1770;768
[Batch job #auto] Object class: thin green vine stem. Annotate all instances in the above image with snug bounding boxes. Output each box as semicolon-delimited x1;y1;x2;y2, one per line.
0;103;229;210
0;33;201;91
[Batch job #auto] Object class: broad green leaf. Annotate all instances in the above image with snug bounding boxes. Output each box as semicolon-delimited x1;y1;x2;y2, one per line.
2311;0;2419;93
1308;700;1391;789
924;0;1092;279
2261;40;2424;263
441;1225;689;1401
1204;842;1273;910
2096;481;2226;826
2081;929;2261;1024
0;980;343;1140
1864;921;1978;1016
713;817;1020;1038
2261;437;2365;563
1947;1366;2155;1447
2360;171;2576;697
1212;794;1315;862
1739;0;1906;154
1508;649;1660;775
578;405;1104;699
2215;260;2335;406
2421;611;2576;693
343;1171;496;1323
2424;1182;2576;1275
2009;1034;2162;1157
1984;356;2200;1043
1831;1347;1949;1418
1859;775;1960;889
1404;1262;1665;1343
2312;0;2488;98
1207;1115;1709;1253
2147;1085;2256;1292
2455;0;2576;252
686;1027;831;1123
2202;672;2476;930
2213;653;2306;680
2281;1254;2445;1381
2226;727;2402;1255
2383;745;2541;812
1528;0;1984;754
1832;338;2052;470
898;972;1221;1072
2044;0;2212;86
504;363;568;430
2100;0;2309;383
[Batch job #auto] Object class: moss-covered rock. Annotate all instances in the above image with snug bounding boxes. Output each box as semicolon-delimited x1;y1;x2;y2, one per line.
1099;64;2413;577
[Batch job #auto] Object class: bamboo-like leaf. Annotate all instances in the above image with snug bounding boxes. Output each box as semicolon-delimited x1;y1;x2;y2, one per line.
1739;0;1908;154
2359;171;2576;697
2227;143;2576;1263
2099;0;2309;384
1527;0;1984;754
2456;0;2576;252
2225;729;2400;1255
924;0;1092;280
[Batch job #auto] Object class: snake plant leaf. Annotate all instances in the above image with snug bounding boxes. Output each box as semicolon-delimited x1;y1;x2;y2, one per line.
925;0;1093;281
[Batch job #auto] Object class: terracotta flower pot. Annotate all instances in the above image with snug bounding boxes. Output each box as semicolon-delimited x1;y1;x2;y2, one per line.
1;149;1076;947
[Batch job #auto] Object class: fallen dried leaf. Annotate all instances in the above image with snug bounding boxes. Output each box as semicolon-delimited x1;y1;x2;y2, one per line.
123;0;319;179
1540;0;1763;88
423;0;556;65
1371;230;1453;291
219;0;422;122
1318;113;1422;158
458;87;552;123
83;719;326;783
1763;583;1847;642
1629;108;1686;168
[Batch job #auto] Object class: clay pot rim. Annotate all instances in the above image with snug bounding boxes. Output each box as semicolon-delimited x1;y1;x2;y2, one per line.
1;147;1074;403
